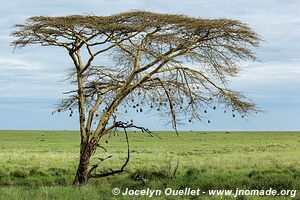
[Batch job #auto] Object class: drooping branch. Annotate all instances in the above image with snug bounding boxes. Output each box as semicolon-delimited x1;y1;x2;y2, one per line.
88;121;157;179
154;77;178;134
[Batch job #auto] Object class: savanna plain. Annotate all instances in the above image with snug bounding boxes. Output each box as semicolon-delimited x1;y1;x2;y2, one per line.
0;130;299;199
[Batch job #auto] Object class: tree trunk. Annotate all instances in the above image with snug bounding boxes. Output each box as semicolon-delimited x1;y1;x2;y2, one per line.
73;142;93;185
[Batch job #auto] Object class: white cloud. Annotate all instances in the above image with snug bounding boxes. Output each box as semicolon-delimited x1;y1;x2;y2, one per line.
0;54;72;98
0;57;41;70
233;60;300;86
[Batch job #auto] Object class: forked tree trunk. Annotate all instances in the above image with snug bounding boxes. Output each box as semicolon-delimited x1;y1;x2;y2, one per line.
73;142;94;185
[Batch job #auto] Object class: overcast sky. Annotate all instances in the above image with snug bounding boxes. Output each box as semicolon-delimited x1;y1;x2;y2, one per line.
0;0;299;131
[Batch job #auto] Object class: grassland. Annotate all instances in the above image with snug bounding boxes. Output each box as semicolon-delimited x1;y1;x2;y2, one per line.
0;130;299;199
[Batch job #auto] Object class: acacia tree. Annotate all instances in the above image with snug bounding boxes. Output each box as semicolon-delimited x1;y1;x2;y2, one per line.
11;11;260;185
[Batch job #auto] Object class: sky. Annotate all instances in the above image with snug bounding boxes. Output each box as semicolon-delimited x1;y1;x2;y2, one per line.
0;0;299;131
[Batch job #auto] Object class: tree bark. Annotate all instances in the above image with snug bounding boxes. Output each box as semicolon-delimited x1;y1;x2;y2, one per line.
71;49;93;186
73;142;93;185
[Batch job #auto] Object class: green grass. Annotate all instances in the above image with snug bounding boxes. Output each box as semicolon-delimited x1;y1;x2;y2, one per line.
0;130;299;199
